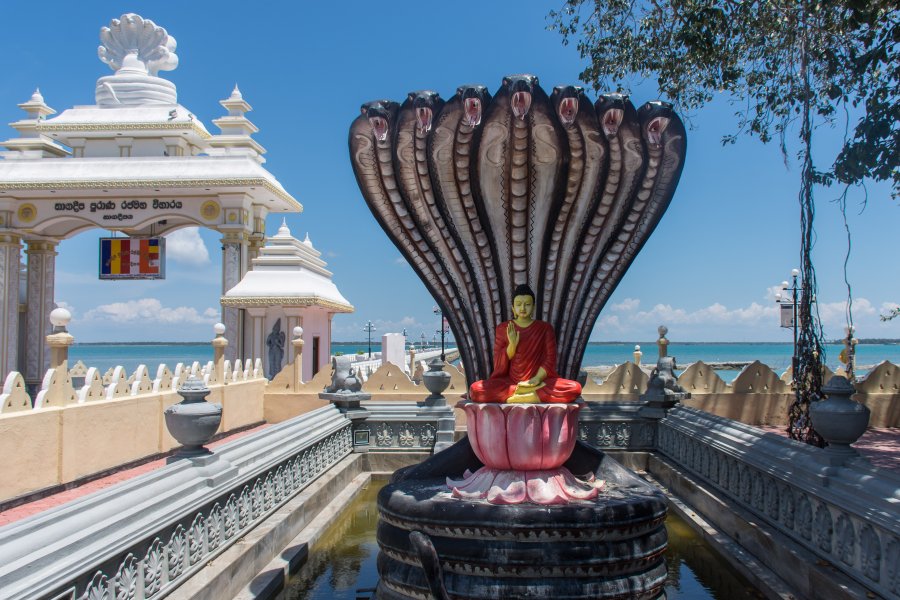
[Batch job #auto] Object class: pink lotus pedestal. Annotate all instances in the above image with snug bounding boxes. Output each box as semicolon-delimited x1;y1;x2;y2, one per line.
447;401;602;505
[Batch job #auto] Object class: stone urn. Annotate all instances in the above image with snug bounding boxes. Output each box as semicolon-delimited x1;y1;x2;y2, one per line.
810;375;870;460
164;377;222;457
422;357;451;401
447;401;601;504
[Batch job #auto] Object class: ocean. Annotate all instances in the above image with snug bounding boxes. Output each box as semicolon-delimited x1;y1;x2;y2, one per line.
67;341;900;382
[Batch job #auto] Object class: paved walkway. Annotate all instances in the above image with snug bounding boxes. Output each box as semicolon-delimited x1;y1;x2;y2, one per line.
757;425;900;475
0;424;270;528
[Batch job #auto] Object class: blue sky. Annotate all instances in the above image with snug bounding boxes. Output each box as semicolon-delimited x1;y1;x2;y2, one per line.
0;1;897;343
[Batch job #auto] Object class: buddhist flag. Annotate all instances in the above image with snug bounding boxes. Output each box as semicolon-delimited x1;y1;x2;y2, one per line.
99;237;165;280
108;238;131;275
139;238;160;274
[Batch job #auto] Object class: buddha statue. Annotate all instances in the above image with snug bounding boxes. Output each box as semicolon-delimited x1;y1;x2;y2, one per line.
469;284;582;404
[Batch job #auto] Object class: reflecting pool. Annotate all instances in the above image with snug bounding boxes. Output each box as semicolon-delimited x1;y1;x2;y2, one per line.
276;479;762;600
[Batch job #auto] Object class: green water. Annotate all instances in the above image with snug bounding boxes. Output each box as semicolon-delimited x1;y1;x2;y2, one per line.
277;480;762;600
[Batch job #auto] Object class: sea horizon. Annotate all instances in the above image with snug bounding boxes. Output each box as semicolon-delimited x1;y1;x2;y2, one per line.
62;340;900;383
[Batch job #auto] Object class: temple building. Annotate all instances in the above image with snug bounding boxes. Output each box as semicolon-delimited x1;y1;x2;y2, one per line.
222;221;353;381
0;13;342;387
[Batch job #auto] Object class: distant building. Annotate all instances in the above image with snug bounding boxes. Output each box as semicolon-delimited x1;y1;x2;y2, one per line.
223;221;353;380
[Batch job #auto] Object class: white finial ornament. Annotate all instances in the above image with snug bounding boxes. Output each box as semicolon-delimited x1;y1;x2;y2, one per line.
98;14;178;75
50;307;72;329
95;14;179;106
277;218;291;237
303;233;313;247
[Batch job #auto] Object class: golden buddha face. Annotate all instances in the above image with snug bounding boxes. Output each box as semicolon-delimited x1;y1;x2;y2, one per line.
512;294;535;321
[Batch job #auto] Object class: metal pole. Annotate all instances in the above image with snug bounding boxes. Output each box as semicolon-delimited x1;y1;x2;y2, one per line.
792;273;799;373
440;320;446;362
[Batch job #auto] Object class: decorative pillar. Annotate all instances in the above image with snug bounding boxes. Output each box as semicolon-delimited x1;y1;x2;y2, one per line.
633;345;642;366
220;232;248;363
24;239;58;388
248;233;265;262
283;309;303;343
291;326;304;391
245;307;266;364
0;234;21;376
46;307;74;369
212;323;227;384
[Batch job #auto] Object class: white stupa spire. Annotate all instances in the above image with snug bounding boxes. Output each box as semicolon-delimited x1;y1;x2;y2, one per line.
276;218;291;237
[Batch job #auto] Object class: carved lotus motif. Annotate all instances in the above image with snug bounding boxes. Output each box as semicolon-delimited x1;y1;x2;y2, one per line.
463;402;580;470
349;77;686;380
447;402;602;505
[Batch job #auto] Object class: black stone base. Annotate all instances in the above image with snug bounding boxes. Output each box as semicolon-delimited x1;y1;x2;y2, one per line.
375;438;668;599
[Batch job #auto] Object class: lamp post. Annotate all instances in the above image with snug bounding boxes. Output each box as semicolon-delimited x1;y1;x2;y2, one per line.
433;306;447;362
420;332;426;351
363;320;376;359
775;268;800;376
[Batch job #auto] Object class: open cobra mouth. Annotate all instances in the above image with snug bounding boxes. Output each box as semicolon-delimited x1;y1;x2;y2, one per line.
601;109;624;138
368;116;389;142
511;91;532;120
646;116;670;147
415;107;433;134
464;97;482;127
558;96;578;126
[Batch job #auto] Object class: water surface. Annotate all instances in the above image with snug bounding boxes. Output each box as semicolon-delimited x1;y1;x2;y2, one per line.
276;480;762;600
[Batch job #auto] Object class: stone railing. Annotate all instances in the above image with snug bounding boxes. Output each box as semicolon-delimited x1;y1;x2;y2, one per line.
0;405;352;600
583;359;900;428
657;406;900;599
0;359;267;503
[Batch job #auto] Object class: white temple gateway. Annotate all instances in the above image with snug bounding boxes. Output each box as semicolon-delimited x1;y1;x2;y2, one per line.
0;13;348;385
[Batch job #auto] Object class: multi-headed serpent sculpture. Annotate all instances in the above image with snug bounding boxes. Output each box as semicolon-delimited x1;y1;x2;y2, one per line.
349;75;686;381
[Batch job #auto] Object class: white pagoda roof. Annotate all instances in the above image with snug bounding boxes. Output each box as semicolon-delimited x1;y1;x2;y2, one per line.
222;221;353;312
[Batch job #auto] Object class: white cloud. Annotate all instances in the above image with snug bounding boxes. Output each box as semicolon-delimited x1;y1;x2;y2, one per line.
55;300;75;316
165;227;210;266
81;298;219;325
394;257;408;265
611;298;640;312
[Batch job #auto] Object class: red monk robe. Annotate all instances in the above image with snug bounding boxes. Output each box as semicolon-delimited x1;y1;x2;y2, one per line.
469;320;582;403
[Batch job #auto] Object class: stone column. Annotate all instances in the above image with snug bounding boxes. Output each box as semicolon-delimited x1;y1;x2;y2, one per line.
0;234;21;376
212;323;228;384
220;232;248;363
291;326;304;391
47;308;74;370
248;233;265;263
245;307;266;364
24;239;58;388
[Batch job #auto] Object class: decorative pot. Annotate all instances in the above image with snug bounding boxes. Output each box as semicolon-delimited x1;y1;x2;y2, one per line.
810;375;870;459
422;357;451;400
164;377;222;456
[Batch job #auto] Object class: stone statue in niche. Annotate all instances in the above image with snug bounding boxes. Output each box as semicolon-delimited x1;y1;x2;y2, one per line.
265;319;285;380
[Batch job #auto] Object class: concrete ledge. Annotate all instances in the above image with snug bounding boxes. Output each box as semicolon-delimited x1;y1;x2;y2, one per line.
170;454;367;600
184;453;427;600
649;454;872;600
233;471;376;600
